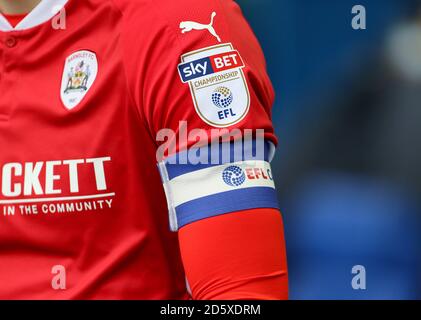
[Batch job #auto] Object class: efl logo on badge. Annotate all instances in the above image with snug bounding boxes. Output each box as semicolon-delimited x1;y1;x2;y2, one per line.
178;43;250;127
60;50;98;110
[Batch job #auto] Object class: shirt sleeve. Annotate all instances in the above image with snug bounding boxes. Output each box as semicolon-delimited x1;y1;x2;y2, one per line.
120;0;280;231
179;208;289;300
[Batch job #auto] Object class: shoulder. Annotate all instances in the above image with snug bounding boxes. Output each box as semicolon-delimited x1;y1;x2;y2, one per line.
108;0;238;33
109;0;229;15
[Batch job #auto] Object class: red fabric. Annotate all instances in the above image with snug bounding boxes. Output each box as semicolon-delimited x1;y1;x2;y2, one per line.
2;13;27;27
119;0;277;154
179;209;288;300
0;0;281;299
0;0;188;299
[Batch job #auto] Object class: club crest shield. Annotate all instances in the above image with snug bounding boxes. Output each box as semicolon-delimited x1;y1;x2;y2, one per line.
60;50;98;110
178;43;250;127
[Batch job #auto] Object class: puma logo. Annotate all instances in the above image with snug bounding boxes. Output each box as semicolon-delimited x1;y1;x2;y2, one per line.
180;12;221;43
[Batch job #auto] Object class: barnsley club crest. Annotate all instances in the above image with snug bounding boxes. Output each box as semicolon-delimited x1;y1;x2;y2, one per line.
60;50;98;110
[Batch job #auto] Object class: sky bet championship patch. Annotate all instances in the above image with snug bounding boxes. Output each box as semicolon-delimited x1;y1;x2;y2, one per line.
178;43;250;127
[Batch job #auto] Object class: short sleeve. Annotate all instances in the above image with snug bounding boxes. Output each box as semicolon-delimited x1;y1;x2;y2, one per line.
120;0;276;142
118;0;280;230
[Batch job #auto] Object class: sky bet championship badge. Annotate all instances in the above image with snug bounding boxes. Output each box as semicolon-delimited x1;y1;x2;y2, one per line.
178;43;250;127
60;50;98;110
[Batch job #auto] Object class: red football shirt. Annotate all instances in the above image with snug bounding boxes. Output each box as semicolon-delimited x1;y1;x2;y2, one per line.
0;0;278;299
2;14;26;28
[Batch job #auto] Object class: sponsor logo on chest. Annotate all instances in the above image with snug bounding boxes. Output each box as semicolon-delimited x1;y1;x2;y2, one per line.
0;157;115;217
0;157;110;197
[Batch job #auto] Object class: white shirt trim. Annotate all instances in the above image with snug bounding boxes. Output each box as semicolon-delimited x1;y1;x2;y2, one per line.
0;0;69;32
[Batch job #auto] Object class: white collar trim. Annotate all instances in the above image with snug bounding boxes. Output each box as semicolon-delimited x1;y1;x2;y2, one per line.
0;0;69;32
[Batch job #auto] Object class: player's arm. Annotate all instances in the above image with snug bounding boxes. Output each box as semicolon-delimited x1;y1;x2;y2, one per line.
179;208;288;300
158;138;288;300
118;0;288;299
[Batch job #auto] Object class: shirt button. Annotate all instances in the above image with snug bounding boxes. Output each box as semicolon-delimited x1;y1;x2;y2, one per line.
5;36;17;48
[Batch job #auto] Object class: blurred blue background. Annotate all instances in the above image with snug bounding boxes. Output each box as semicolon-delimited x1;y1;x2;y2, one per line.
237;0;421;299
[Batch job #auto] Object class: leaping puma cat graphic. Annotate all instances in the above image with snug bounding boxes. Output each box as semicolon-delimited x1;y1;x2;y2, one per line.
180;12;221;43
